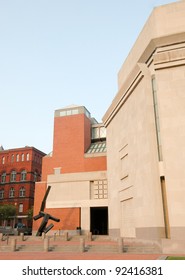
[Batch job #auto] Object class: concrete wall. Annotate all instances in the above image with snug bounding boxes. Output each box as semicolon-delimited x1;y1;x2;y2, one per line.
103;1;185;241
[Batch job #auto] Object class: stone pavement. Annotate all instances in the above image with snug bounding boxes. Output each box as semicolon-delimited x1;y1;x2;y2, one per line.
0;251;163;260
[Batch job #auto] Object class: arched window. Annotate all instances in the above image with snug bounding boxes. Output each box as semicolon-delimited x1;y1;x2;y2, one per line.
16;154;19;162
2;156;5;164
21;153;24;161
21;170;27;181
0;189;4;199
1;172;6;183
11;154;14;162
19;187;25;197
10;170;16;182
9;187;15;198
26;153;29;161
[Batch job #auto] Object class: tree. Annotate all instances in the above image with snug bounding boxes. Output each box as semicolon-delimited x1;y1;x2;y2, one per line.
27;206;34;228
27;207;33;221
0;204;16;226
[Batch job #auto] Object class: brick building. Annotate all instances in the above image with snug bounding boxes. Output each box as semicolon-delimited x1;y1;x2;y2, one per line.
0;146;46;228
33;105;107;235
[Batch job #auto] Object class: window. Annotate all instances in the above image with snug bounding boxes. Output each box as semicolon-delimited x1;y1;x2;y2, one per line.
19;203;23;213
86;141;106;154
34;171;38;182
59;108;79;117
9;187;15;198
16;154;19;162
26;153;29;161
90;180;108;199
10;170;16;182
21;154;24;161
19;187;25;197
0;189;4;199
11;154;14;162
1;172;6;183
92;126;106;140
2;157;5;164
21;170;27;181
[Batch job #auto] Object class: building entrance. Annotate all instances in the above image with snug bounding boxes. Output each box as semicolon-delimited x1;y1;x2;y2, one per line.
90;207;108;235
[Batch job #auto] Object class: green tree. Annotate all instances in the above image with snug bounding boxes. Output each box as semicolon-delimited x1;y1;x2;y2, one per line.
27;207;33;220
0;204;16;226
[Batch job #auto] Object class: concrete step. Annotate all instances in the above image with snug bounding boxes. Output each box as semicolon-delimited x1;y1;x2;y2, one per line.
124;246;161;254
87;244;119;253
0;235;162;254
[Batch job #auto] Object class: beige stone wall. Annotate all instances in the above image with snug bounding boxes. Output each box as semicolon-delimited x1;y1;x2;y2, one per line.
106;70;165;238
103;1;185;240
46;171;108;232
154;60;185;239
117;1;185;90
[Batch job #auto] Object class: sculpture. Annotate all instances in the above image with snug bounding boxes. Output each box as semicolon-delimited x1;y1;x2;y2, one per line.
33;185;60;236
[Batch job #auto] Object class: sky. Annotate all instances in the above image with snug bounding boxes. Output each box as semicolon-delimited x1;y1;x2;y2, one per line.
0;0;178;154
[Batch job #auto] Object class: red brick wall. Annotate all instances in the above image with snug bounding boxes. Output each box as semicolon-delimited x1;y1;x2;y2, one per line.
45;207;80;230
0;147;45;227
33;110;107;232
32;182;80;231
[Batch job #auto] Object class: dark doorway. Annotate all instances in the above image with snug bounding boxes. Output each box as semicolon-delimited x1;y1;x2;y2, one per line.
90;207;108;235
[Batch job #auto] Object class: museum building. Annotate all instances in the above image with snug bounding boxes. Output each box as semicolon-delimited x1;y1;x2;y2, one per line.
103;1;185;244
33;1;185;252
33;105;107;235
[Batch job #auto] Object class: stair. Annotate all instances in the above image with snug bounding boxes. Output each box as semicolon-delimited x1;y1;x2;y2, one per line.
0;235;162;254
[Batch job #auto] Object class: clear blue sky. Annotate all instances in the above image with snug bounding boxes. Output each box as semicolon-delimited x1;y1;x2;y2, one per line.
0;0;177;154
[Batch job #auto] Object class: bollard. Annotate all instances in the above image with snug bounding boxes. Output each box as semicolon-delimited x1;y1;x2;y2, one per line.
79;237;85;252
6;235;9;245
20;232;24;241
87;231;92;241
10;238;17;252
43;237;49;252
118;237;123;253
64;232;68;241
0;233;3;241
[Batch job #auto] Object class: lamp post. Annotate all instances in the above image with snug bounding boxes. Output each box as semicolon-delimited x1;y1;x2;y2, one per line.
13;202;17;228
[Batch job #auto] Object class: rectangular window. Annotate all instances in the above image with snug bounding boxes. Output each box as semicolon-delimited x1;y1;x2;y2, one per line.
19;203;23;213
1;173;6;183
90;180;108;199
0;190;4;199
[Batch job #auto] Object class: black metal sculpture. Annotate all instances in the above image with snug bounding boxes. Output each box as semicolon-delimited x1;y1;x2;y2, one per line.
33;185;60;236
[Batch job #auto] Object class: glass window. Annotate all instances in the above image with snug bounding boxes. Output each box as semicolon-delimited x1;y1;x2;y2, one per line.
99;127;106;138
34;171;37;182
16;154;19;162
21;170;27;181
21;154;24;161
2;156;5;164
9;187;15;198
1;172;6;183
19;187;25;197
11;154;14;162
10;171;16;182
86;141;107;154
26;153;29;161
90;180;108;199
0;189;4;199
19;203;23;213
